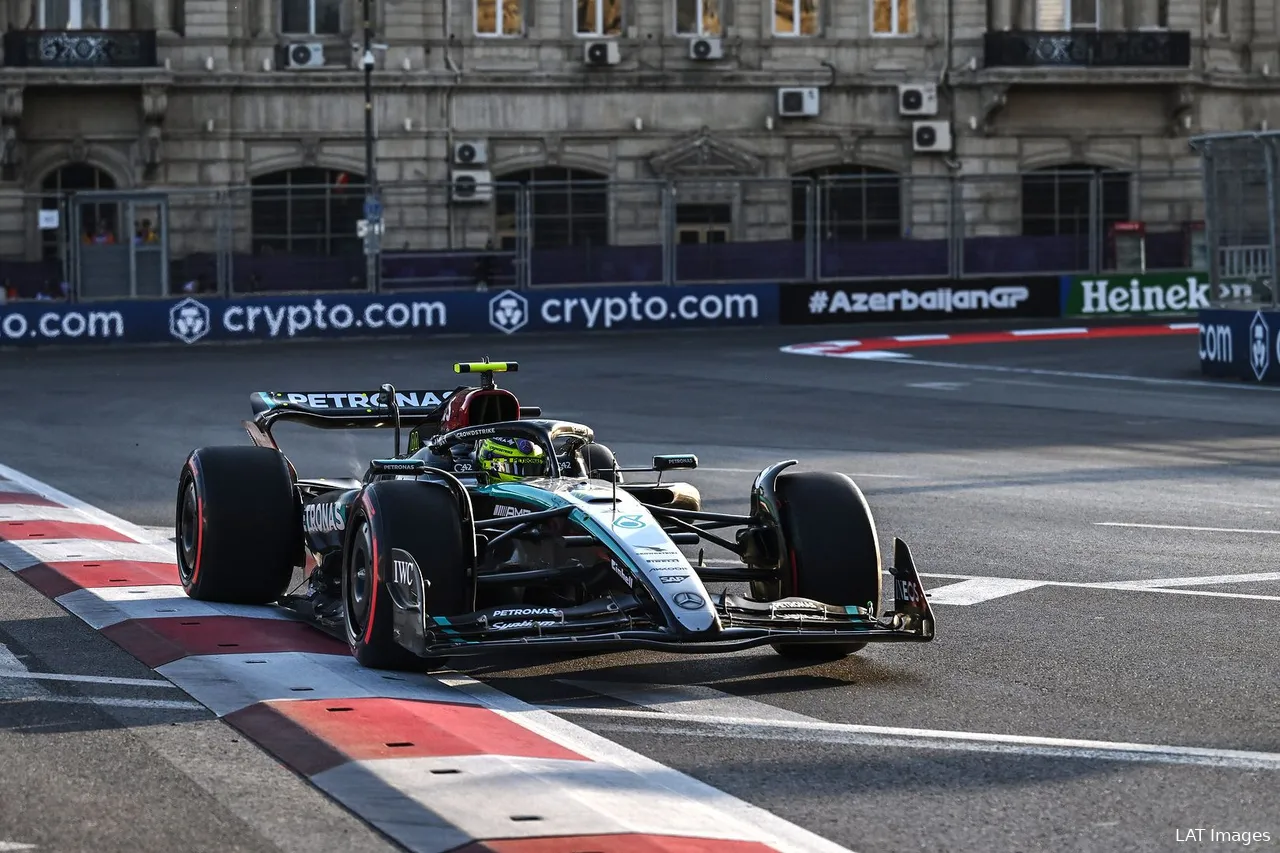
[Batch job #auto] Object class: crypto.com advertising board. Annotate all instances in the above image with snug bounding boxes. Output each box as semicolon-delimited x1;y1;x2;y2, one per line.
0;284;777;348
1197;308;1280;383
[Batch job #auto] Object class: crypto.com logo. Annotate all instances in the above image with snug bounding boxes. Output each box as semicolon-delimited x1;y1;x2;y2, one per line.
170;298;210;344
488;290;528;334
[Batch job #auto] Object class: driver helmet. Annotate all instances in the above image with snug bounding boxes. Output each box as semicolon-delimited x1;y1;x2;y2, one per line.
476;437;546;482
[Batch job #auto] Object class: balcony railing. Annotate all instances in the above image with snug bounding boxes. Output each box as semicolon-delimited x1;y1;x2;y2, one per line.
984;30;1192;69
2;29;158;69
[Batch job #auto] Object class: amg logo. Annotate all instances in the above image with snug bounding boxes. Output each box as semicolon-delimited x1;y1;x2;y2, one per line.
303;502;345;533
393;558;416;586
493;505;532;517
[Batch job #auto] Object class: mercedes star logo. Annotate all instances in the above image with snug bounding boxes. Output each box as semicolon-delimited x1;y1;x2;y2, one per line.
673;591;704;610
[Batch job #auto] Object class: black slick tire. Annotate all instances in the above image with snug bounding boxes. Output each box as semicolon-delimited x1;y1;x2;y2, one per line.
584;443;623;483
767;471;882;662
342;480;471;671
176;446;301;604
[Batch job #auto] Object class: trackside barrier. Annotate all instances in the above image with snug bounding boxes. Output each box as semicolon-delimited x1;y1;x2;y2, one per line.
1197;308;1280;382
0;284;779;348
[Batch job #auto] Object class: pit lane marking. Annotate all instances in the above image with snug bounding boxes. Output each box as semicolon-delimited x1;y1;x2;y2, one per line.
916;570;1280;605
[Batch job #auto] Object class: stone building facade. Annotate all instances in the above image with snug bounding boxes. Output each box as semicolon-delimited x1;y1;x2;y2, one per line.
0;0;1264;291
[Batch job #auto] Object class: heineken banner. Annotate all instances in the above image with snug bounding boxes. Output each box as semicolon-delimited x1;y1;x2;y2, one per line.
1060;271;1212;317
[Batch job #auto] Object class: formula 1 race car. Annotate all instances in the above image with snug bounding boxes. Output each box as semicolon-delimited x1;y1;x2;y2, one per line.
175;360;935;670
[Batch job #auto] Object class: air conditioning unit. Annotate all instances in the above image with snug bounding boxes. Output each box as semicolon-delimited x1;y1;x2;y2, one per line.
453;140;488;166
285;42;325;69
583;40;621;66
777;87;820;118
912;120;953;153
688;37;723;60
898;83;938;116
451;169;493;203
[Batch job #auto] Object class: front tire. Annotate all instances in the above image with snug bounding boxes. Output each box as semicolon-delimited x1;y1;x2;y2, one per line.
342;480;472;670
766;471;882;662
175;446;301;604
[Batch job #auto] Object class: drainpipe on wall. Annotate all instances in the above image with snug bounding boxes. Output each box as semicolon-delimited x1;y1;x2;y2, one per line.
443;0;461;249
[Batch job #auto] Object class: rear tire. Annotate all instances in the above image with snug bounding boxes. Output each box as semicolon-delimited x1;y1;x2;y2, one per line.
584;443;623;483
176;446;301;604
342;480;471;670
766;471;882;662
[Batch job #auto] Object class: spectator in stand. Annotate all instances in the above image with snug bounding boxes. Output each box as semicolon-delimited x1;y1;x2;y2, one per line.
83;221;116;244
473;240;494;291
1;279;15;303
134;219;159;244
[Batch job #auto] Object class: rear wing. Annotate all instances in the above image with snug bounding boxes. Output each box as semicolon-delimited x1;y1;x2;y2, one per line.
244;388;459;448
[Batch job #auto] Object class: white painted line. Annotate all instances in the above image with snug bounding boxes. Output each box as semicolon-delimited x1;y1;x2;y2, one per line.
0;538;172;571
833;350;914;360
437;674;856;853
869;356;1280;393
1169;322;1200;330
1081;571;1280;590
911;571;1280;605
907;382;966;391
0;669;180;688
1010;327;1089;336
1096;521;1280;535
923;577;1048;606
0;505;90;523
893;334;951;342
0;842;38;851
157;652;480;717
56;585;299;630
7;695;205;711
548;707;1280;772
558;680;814;723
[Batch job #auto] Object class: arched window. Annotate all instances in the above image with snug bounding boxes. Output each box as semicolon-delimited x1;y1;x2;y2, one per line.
791;165;902;242
494;167;608;251
250;167;364;255
41;164;116;260
1021;163;1131;237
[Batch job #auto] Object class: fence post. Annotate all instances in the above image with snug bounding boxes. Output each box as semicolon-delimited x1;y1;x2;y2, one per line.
803;179;815;282
1266;140;1279;309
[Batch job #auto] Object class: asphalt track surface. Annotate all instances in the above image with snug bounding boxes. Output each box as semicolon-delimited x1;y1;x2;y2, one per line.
1;321;1278;852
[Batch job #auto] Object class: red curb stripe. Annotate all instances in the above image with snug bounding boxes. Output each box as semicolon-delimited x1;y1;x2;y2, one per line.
0;519;135;543
22;560;180;596
101;616;348;668
454;836;781;852
225;697;589;777
0;491;62;507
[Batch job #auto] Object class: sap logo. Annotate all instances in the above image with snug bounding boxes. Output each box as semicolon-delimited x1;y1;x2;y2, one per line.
393;558;417;586
493;505;532;517
303;501;345;533
658;574;687;584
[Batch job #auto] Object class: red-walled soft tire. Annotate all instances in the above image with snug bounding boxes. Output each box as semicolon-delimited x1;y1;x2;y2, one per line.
176;446;301;604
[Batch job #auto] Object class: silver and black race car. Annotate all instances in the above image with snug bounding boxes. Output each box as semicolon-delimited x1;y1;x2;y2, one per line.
175;359;935;670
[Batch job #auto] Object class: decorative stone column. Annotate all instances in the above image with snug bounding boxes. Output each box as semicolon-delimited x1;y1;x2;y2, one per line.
1133;0;1161;28
256;0;273;37
989;0;1013;32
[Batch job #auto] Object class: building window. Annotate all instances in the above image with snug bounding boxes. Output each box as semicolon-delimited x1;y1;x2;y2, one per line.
675;0;722;36
494;167;608;251
1033;0;1099;29
1206;0;1226;35
871;0;914;35
40;0;106;28
250;168;364;256
41;164;116;262
281;0;341;34
577;0;622;35
774;0;818;36
475;0;524;36
675;204;731;244
791;165;902;242
1021;164;1131;238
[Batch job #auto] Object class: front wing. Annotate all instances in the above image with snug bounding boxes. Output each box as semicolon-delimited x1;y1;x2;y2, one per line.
400;538;935;658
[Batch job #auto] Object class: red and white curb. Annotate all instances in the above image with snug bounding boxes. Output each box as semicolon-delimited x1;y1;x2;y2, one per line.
0;463;854;853
780;322;1199;359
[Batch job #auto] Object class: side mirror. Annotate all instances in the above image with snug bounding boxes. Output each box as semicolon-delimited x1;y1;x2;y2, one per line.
653;454;698;472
